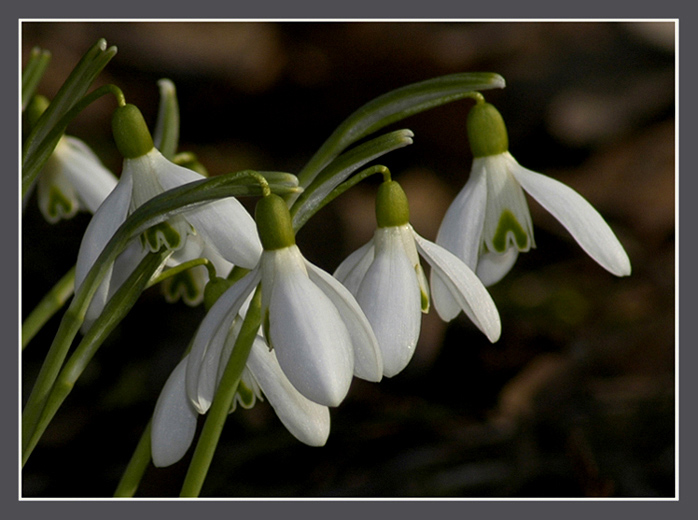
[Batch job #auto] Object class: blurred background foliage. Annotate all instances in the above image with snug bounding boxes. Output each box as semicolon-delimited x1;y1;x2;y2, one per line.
21;21;675;498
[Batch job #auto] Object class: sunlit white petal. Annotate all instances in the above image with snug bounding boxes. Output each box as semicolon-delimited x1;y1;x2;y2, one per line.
510;158;632;276
306;261;383;382
356;227;421;377
478;154;534;256
435;162;488;271
432;163;488;315
265;247;354;407
413;232;501;342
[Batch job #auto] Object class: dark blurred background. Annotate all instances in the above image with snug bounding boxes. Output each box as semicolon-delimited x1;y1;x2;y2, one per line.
21;21;675;498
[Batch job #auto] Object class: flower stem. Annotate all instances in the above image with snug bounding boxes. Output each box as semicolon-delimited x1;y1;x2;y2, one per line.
113;421;153;497
22;265;75;350
22;250;168;465
179;286;262;497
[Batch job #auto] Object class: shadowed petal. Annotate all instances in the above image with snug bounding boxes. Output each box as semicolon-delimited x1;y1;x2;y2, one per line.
151;357;199;467
186;269;260;412
56;136;118;213
247;337;330;446
75;170;134;330
333;240;375;294
476;247;519;287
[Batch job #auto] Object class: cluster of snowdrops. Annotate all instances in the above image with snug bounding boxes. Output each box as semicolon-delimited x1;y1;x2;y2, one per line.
21;40;631;497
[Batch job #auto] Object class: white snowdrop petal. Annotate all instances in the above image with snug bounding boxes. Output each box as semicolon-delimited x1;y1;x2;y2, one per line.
476;247;520;287
153;151;263;269
75;170;133;291
306;261;383;382
185;269;260;410
436;163;488;271
510;161;631;277
333;240;375;295
184;199;262;269
432;164;489;319
75;170;134;331
480;154;534;255
247;337;330;447
356;228;422;378
414;232;501;343
429;275;460;322
58;136;118;213
151;357;199;468
268;249;354;407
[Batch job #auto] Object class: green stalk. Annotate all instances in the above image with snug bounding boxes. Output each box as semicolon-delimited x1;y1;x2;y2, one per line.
290;129;413;231
179;287;262;497
22;250;168;465
113;421;153;498
22;265;75;350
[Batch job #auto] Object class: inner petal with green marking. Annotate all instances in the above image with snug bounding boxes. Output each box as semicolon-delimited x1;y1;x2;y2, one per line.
162;269;202;305
47;185;76;220
491;209;529;253
233;379;257;410
141;221;183;252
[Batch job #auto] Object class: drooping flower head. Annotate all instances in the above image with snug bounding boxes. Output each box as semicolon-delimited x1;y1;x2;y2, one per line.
184;193;383;413
23;95;118;223
434;100;631;294
335;176;501;377
75;104;262;328
151;316;331;468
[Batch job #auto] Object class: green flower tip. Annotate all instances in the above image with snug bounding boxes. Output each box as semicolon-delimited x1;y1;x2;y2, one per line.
467;102;509;158
376;180;410;228
23;95;50;135
112;104;154;159
255;194;296;250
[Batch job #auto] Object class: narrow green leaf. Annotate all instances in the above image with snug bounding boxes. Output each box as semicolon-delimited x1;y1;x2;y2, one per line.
22;40;117;199
22;47;51;110
297;72;505;188
291;129;413;231
23;250;169;465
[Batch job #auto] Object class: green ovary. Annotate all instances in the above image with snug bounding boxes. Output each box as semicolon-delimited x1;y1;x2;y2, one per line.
491;210;528;252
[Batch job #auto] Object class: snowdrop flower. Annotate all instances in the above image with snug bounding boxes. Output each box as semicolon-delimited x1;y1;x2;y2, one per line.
151;321;330;468
185;193;383;411
23;95;117;222
75;104;262;328
36;135;118;223
434;101;631;294
334;178;501;377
